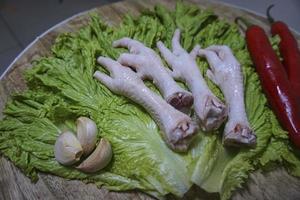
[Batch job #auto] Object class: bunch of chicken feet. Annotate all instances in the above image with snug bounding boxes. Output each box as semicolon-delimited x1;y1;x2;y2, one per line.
93;57;198;152
113;37;193;113
198;45;256;147
157;29;228;132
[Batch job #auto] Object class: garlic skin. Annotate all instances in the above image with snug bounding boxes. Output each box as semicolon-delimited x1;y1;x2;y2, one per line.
54;131;83;166
76;138;112;173
76;117;97;156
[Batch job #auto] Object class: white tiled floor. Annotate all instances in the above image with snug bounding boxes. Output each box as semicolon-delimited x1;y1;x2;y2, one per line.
0;0;299;76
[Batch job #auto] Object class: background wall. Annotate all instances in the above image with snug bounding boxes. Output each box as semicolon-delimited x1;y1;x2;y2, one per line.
219;0;300;32
0;0;299;76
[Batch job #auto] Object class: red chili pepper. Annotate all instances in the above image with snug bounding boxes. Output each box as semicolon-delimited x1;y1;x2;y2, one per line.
267;5;300;103
236;17;300;149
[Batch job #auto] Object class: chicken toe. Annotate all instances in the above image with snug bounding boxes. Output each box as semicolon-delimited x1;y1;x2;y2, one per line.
114;37;193;113
198;45;257;147
94;56;198;152
157;29;228;131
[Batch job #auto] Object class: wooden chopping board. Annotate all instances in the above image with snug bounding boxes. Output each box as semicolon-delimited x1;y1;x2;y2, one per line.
1;0;300;199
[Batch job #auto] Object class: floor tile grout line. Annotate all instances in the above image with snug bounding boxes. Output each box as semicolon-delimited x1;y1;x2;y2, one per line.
0;12;25;49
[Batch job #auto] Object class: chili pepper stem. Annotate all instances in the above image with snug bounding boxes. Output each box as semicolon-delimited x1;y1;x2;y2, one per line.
234;17;255;32
266;4;275;24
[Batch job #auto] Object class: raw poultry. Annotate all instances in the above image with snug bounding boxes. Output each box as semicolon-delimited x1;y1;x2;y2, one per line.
94;57;198;152
157;29;228;132
198;45;256;147
113;37;194;113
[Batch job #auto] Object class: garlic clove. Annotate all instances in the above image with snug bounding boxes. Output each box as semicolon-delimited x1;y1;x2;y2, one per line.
76;138;112;173
54;131;83;166
76;117;97;156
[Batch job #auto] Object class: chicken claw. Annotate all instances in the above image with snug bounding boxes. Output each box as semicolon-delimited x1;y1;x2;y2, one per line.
198;45;256;147
157;29;227;132
113;37;193;113
94;56;198;152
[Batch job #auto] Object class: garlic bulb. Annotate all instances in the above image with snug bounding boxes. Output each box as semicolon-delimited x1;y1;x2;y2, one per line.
54;131;83;166
76;138;112;173
76;117;97;156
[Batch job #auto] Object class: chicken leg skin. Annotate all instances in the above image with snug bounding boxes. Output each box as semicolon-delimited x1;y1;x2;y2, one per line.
113;38;193;113
93;56;198;152
198;45;256;147
157;29;227;132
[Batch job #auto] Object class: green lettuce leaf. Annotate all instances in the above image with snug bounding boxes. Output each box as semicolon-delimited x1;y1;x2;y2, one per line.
1;2;300;200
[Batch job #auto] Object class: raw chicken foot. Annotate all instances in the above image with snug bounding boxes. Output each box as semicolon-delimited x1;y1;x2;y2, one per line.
113;37;193;112
93;56;198;152
198;45;256;147
157;29;227;132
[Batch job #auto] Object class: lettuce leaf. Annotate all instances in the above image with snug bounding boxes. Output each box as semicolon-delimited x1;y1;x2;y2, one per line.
1;2;300;200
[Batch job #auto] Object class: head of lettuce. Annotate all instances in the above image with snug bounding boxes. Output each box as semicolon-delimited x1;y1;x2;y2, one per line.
0;2;300;200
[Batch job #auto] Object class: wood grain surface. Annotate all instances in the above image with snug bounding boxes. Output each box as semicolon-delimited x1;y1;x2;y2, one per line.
1;0;300;199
